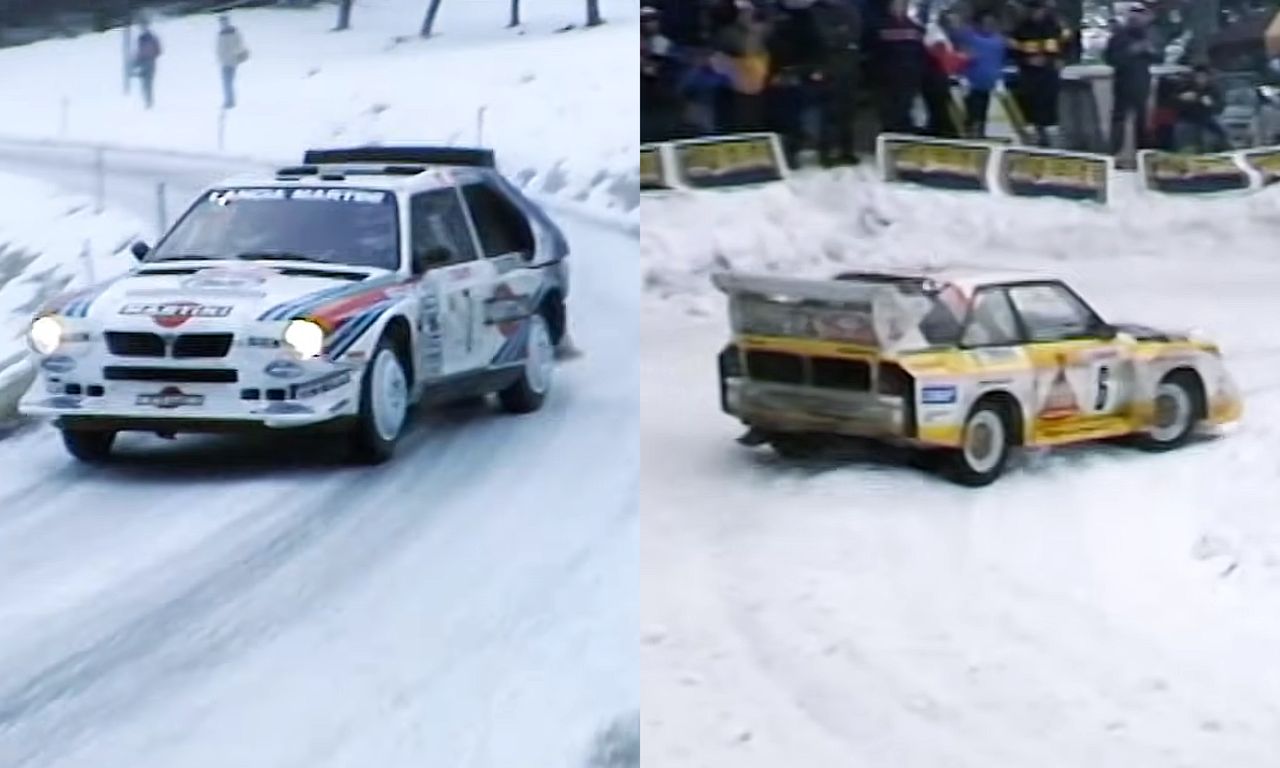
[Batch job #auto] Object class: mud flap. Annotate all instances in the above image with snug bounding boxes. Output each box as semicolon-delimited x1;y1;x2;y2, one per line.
736;428;769;447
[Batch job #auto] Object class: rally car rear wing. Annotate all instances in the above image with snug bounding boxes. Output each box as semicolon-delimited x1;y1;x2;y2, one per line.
711;271;945;353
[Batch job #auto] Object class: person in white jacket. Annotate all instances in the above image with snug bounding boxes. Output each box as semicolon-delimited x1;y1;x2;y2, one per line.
216;14;248;109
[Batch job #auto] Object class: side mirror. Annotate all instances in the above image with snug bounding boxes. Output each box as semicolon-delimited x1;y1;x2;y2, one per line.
130;241;151;261
412;246;453;273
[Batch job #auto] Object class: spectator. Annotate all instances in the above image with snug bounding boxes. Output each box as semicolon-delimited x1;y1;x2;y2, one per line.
766;1;819;165
677;47;730;136
642;6;681;141
133;21;162;110
1172;64;1227;152
950;10;1007;138
713;1;773;132
1010;0;1069;146
871;0;927;134
216;14;249;110
1105;2;1161;155
810;0;865;165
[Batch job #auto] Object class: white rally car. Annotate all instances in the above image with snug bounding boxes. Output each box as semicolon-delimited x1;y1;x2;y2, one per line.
20;146;570;463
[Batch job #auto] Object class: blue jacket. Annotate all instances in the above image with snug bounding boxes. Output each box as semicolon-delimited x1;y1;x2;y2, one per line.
955;28;1006;91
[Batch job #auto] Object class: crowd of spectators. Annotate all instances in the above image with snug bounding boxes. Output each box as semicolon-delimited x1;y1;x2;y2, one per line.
641;0;1234;163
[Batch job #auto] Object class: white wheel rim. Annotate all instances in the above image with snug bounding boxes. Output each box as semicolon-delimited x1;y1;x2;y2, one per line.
1150;383;1192;443
371;349;408;442
525;315;554;395
964;410;1005;474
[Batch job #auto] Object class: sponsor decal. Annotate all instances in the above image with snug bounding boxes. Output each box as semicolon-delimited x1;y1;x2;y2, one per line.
881;136;993;192
247;336;283;349
485;284;531;334
1241;147;1280;186
997;149;1110;204
1139;152;1251;194
1038;355;1081;420
921;385;958;405
292;370;352;399
640;145;672;191
672;135;784;189
181;267;272;290
210;188;389;205
41;356;76;374
137;386;205;409
120;302;233;329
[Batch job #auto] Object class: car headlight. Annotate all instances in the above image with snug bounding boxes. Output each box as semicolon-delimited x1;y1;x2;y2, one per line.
283;319;325;360
28;316;63;355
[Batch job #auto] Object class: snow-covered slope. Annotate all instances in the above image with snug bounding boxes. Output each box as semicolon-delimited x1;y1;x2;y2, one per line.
0;0;638;222
0;174;140;417
642;173;1280;767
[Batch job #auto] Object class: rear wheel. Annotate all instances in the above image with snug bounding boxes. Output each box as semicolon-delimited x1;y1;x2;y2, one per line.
497;313;554;414
1137;375;1198;451
348;336;410;464
61;429;116;463
945;402;1011;487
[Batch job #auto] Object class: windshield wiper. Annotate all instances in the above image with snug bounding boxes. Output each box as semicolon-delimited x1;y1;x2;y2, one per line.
147;254;221;262
236;251;329;264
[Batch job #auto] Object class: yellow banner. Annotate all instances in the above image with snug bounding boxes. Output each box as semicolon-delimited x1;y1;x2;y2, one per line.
673;136;784;189
882;138;993;192
999;149;1110;203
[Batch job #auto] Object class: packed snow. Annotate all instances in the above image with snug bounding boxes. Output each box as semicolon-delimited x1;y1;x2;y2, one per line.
0;173;141;416
0;0;639;224
642;171;1280;767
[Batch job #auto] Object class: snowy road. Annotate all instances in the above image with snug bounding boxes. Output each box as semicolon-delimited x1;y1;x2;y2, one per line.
643;181;1280;767
0;144;637;768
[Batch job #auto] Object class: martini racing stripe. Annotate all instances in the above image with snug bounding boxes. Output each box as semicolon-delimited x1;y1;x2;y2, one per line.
324;301;396;359
62;279;123;318
258;275;400;321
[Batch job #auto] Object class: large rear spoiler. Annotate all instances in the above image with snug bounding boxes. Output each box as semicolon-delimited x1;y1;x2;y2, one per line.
711;271;936;351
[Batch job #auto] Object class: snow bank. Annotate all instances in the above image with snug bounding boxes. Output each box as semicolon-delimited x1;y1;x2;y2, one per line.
642;169;1280;312
0;0;638;224
0;175;142;418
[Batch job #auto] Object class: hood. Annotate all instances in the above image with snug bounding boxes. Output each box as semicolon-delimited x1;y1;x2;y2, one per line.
55;261;404;328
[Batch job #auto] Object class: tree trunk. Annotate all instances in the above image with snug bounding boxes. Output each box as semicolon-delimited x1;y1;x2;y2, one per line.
585;0;603;27
335;0;353;30
421;0;445;37
508;0;520;28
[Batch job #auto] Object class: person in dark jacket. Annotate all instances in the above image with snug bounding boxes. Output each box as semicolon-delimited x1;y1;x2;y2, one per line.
1009;0;1069;146
950;11;1007;137
811;0;865;164
872;0;927;134
1172;64;1227;152
1104;3;1161;155
642;6;682;142
133;21;162;110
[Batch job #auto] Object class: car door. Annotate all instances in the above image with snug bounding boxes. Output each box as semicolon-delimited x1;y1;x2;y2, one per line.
407;188;491;378
1004;281;1133;441
958;287;1034;436
460;181;543;369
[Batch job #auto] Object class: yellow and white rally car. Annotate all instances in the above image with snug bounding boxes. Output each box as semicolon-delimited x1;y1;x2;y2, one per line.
714;269;1242;486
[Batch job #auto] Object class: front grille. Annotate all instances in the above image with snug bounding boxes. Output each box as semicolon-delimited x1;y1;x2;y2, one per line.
173;333;233;359
745;351;805;384
105;332;165;357
103;366;237;383
811;358;871;391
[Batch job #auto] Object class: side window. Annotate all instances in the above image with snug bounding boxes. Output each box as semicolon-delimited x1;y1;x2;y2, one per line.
961;288;1022;347
1007;284;1098;342
410;189;478;269
461;183;535;259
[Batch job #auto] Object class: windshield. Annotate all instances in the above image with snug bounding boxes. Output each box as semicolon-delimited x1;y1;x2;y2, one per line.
150;187;401;270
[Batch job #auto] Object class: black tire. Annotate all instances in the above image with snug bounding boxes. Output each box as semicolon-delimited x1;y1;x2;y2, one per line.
768;433;825;460
348;335;410;465
61;429;116;463
1136;373;1200;452
498;313;554;414
944;401;1012;487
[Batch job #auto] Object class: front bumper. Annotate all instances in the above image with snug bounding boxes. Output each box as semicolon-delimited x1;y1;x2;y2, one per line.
723;377;909;441
19;359;363;431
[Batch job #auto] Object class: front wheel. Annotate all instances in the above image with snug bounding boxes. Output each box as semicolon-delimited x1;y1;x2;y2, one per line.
944;403;1011;487
348;337;410;464
61;429;116;463
1137;375;1198;452
497;313;554;414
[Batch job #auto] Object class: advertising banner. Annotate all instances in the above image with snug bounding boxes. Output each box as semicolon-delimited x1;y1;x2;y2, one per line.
878;135;994;192
640;144;673;192
996;148;1112;204
1240;146;1280;186
670;133;787;189
1137;151;1253;194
